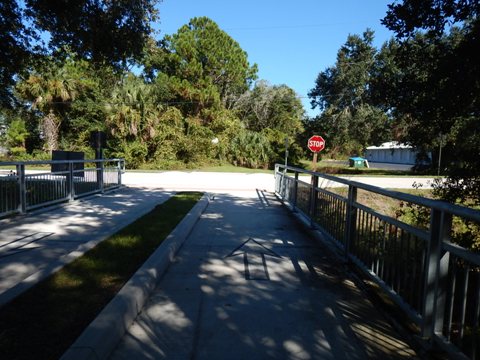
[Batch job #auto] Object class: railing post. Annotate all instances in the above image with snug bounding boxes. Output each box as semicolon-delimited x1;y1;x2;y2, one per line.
344;184;358;260
274;164;280;194
422;209;452;340
98;160;104;193
16;164;26;214
435;212;451;337
117;160;122;186
309;173;319;228
292;171;299;212
67;162;74;201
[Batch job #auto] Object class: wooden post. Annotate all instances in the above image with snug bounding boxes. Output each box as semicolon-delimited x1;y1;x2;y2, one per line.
312;152;318;172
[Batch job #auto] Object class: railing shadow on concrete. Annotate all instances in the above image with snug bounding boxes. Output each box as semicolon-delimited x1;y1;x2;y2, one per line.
275;164;480;360
0;158;124;218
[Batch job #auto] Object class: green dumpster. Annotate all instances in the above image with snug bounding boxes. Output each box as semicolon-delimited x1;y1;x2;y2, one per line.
349;157;366;168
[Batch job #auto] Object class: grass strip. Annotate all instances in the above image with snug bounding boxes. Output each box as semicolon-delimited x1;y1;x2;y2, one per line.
0;191;203;360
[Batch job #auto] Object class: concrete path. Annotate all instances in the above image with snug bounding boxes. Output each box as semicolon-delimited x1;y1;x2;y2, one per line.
0;187;172;306
109;190;417;360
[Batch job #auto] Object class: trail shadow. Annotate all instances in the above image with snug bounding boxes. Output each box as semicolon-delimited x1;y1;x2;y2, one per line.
111;190;418;360
0;187;175;298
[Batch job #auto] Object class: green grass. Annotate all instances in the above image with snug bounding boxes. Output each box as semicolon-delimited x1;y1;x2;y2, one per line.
0;191;203;360
131;163;274;174
303;159;443;177
299;159;415;176
192;163;273;173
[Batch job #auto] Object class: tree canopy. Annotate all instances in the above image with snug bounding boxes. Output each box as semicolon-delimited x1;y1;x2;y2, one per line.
382;0;480;38
1;14;304;170
0;0;32;107
308;30;391;156
380;0;480;204
25;0;159;66
0;0;159;108
144;17;258;111
2;0;479;206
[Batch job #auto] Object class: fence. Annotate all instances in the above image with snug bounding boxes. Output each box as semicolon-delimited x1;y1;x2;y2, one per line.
275;164;480;360
0;158;124;218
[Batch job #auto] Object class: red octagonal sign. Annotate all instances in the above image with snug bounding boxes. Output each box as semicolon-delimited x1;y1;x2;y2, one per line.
307;135;325;153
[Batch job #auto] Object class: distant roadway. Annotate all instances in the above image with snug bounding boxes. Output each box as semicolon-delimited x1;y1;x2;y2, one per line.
122;171;438;192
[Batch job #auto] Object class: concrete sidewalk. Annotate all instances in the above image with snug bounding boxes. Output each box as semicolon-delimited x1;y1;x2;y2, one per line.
0;187;173;307
109;190;418;360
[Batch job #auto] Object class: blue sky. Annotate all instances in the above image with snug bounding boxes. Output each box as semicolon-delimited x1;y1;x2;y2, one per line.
155;0;396;117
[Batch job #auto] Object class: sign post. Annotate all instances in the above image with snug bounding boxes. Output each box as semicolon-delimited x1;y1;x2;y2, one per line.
307;135;325;171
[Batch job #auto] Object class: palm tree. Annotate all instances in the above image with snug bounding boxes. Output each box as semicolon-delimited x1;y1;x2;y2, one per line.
106;76;151;138
17;65;78;152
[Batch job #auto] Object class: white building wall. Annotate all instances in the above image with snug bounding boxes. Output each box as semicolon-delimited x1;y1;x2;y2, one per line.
365;142;419;165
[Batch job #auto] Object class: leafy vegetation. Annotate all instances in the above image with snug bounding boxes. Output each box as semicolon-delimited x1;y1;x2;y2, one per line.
307;30;391;157
1;1;479;207
0;192;203;360
1;12;305;170
305;1;480;223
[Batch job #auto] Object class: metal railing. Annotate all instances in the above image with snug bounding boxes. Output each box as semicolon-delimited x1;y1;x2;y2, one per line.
0;158;124;218
275;164;480;360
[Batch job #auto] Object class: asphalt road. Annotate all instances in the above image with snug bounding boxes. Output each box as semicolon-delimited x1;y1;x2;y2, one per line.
122;171;437;191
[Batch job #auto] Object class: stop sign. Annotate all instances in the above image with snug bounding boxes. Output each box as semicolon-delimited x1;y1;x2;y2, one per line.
307;135;325;153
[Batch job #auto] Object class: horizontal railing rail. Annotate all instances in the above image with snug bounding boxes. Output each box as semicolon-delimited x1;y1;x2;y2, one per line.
275;164;480;360
0;158;124;218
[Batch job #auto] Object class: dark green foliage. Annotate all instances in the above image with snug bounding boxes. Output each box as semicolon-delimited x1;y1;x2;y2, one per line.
4;13;308;170
234;80;305;165
0;0;32;107
16;56;111;152
382;0;480;38
145;16;258;111
24;0;159;67
308;30;392;157
227;130;273;169
381;0;480;205
235;80;303;135
1;0;158;110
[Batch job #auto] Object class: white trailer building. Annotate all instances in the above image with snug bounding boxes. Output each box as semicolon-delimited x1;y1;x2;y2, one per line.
364;142;427;165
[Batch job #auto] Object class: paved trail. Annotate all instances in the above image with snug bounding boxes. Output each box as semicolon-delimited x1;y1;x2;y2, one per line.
109;191;417;360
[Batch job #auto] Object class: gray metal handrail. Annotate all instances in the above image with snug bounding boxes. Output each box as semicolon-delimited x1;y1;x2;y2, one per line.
0;158;125;166
275;163;480;360
279;164;480;222
0;158;125;218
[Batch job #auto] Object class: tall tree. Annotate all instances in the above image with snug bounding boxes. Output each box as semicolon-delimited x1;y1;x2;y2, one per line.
382;0;480;204
235;80;305;165
25;0;159;67
308;30;391;156
144;17;258;112
0;0;32;107
1;0;159;109
235;80;304;136
16;59;80;152
383;0;480;38
4;118;29;156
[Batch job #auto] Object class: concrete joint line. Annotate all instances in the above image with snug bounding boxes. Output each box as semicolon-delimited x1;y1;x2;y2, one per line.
60;193;210;360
